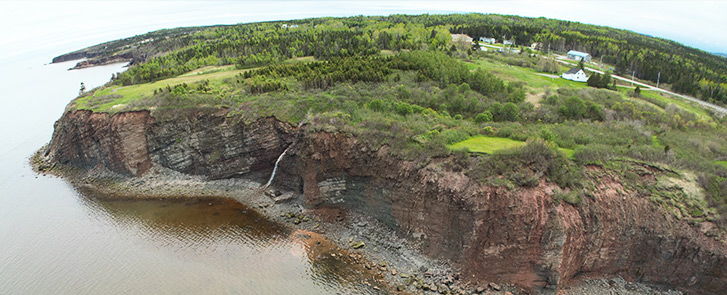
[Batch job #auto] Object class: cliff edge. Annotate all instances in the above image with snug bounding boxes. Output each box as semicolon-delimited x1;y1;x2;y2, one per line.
38;109;727;294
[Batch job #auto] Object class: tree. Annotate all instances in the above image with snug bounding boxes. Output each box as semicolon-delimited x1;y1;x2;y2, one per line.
501;102;520;121
587;73;602;88
560;96;586;119
536;58;558;73
586;101;603;120
587;72;612;89
602;71;613;89
475;111;493;123
633;85;641;97
578;59;584;70
489;102;502;120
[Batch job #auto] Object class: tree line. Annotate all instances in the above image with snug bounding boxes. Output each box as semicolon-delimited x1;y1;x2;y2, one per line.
110;13;727;104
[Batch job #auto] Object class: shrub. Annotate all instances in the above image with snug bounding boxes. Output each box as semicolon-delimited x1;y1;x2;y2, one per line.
395;102;414;116
508;87;526;103
475;111;493;123
500;102;520;121
632;85;641;97
560;96;586;119
481;126;496;136
586;101;603;121
573;144;616;164
367;99;390;112
439;128;470;144
468;138;583;190
554;189;581;205
540;129;556;142
543;94;560;105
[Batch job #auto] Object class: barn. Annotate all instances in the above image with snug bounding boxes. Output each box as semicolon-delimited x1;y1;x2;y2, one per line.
566;50;592;62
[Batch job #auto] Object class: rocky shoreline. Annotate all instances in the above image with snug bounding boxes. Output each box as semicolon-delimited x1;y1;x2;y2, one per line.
32;155;522;295
36;109;723;294
33;150;688;295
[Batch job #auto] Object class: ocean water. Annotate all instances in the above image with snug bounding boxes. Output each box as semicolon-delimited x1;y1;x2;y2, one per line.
0;2;431;294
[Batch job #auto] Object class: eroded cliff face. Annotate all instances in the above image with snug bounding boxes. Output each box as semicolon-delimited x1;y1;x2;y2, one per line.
46;109;295;180
45;110;726;294
47;110;154;176
285;132;727;294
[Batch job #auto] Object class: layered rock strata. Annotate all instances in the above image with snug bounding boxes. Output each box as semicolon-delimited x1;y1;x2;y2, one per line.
43;109;727;294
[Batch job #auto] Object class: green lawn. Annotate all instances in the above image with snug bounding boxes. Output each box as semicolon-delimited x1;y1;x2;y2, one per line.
716;161;727;168
74;65;252;112
449;135;574;158
614;86;715;124
639;89;714;121
73;56;321;113
464;58;588;91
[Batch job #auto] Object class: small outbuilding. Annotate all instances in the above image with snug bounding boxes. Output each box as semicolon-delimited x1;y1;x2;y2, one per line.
451;34;473;43
561;67;589;82
503;39;515;46
567;50;592;62
479;37;496;44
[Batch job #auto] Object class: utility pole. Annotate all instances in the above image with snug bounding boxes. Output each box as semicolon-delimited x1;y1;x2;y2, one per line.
631;71;635;86
657;71;661;89
600;55;603;69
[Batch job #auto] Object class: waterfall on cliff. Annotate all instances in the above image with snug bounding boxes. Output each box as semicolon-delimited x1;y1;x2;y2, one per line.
264;146;290;188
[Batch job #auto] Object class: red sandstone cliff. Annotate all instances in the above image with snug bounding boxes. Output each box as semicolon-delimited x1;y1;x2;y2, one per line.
43;109;727;294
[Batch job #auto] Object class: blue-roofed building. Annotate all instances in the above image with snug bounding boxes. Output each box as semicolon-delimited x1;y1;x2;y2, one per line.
567;50;592;62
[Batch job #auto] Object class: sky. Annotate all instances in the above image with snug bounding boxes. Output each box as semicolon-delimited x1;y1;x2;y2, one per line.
0;0;725;63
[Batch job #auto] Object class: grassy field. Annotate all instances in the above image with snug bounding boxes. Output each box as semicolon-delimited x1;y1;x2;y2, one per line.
610;85;715;124
717;161;727;168
639;89;715;121
73;65;251;112
449;135;575;158
449;136;525;153
465;58;588;91
72;56;327;113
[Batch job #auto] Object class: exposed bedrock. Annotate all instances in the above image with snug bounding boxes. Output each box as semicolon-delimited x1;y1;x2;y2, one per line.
45;110;726;294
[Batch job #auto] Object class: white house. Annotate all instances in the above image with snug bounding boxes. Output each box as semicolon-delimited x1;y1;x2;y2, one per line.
479;37;495;44
566;50;592;62
503;39;515;46
451;34;473;43
561;67;589;82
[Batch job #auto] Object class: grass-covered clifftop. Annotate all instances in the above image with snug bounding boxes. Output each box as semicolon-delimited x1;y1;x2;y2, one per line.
68;14;727;105
67;14;727;229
